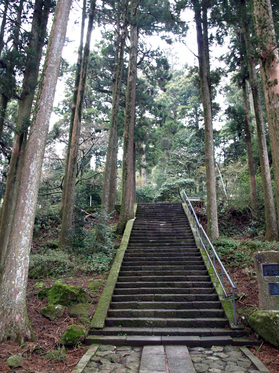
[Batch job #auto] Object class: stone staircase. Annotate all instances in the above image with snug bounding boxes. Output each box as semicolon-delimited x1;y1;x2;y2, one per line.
87;203;251;347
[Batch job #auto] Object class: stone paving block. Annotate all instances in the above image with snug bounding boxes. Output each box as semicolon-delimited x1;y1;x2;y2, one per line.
139;345;166;373
166;346;195;373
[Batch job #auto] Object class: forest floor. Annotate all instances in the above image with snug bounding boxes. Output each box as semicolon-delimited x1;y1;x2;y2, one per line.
0;216;279;372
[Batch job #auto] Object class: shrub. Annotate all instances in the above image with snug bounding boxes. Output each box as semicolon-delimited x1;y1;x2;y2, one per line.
136;185;156;202
29;250;75;278
155;177;195;201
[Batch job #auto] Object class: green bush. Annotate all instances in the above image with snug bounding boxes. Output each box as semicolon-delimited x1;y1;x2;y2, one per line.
34;202;61;232
155;177;195;201
136;185;156;202
67;208;114;256
29;250;75;278
214;238;238;260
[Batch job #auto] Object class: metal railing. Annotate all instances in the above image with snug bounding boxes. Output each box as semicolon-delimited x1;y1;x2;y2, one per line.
180;189;238;325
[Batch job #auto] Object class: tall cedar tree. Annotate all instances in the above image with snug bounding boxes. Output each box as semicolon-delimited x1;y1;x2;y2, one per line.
0;0;54;265
240;0;278;240
102;0;129;214
60;0;86;219
0;0;24;139
0;0;72;342
252;0;279;226
193;0;219;241
60;0;96;247
116;0;138;234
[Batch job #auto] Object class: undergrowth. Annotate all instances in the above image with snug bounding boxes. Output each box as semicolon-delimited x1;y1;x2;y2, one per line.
214;237;279;269
30;206;119;278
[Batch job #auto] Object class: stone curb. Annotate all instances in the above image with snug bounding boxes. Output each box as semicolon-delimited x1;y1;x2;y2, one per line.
240;346;270;373
71;345;99;373
90;214;136;329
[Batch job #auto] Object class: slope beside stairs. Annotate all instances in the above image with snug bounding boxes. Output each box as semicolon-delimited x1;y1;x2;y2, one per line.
87;203;254;347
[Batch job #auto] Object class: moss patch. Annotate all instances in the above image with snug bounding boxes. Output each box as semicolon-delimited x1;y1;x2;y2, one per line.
249;309;279;347
60;324;88;346
88;279;104;293
40;304;66;321
68;303;93;325
47;281;91;306
6;354;23;368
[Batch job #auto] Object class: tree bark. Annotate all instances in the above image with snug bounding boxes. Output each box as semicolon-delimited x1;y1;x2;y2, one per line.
60;0;86;218
252;0;279;225
0;0;9;56
0;0;72;343
241;0;278;240
102;0;128;214
116;0;138;235
193;0;219;241
0;0;24;139
0;0;53;263
241;75;257;218
60;0;96;247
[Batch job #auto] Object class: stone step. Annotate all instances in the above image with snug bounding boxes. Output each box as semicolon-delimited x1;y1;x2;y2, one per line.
112;293;218;301
120;264;207;271
110;301;222;310
129;238;195;243
84;335;229;347
115;281;213;289
130;226;192;231
133;222;190;226
107;309;225;318
129;231;193;236
125;247;200;253
123;253;201;259
121;261;203;267
86;334;259;347
123;251;202;263
117;275;210;282
119;270;208;276
90;326;247;338
105;317;229;328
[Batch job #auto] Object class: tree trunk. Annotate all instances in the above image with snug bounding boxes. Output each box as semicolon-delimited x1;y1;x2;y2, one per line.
193;0;219;241
0;0;24;139
60;0;86;218
0;0;53;263
0;0;72;343
241;0;278;240
0;0;9;56
102;0;128;214
252;0;279;225
116;0;138;235
241;76;257;218
60;0;96;247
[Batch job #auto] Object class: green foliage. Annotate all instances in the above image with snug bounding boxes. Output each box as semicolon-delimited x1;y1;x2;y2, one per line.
136;185;157;202
214;238;279;269
34;202;61;232
29;250;75;278
86;251;114;274
155;177;195;201
67;208;114;255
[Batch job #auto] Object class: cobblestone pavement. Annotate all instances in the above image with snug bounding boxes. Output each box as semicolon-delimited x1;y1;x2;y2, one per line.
189;346;269;373
72;344;269;373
